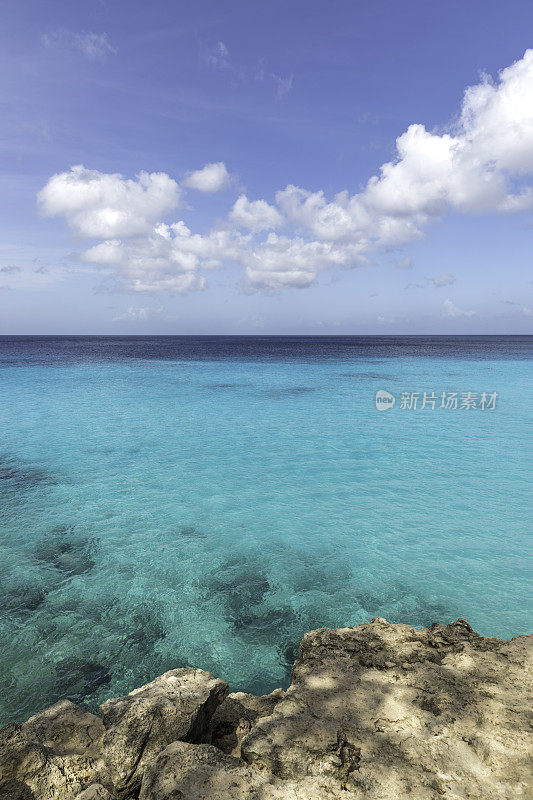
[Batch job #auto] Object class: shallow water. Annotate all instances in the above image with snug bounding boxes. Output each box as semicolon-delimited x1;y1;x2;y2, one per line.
0;336;531;723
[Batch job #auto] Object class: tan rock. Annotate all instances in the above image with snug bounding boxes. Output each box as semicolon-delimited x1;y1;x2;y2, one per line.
24;700;104;758
100;667;228;797
241;618;533;799
0;701;107;800
1;619;531;800
138;741;257;800
74;784;117;800
210;688;284;756
137;741;364;800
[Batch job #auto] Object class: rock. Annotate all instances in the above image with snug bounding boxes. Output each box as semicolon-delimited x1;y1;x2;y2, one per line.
1;619;531;800
241;618;533;799
100;667;228;797
210;689;284;757
74;784;117;799
0;724;47;800
138;741;257;800
138;741;350;800
0;701;107;800
24;700;104;757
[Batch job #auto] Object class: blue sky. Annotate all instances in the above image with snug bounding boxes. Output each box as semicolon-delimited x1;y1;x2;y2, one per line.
1;0;532;334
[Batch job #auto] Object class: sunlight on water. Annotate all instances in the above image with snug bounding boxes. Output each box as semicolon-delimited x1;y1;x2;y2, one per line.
0;336;531;723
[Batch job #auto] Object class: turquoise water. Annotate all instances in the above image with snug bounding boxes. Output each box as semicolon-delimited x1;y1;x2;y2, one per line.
0;336;531;724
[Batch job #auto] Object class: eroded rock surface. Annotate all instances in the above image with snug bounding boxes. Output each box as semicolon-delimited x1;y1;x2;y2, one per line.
241;618;533;799
24;700;105;757
138;741;258;800
0;702;106;800
1;619;531;800
137;740;363;800
99;667;228;796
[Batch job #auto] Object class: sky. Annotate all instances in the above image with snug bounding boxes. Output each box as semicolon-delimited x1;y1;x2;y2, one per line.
0;0;532;334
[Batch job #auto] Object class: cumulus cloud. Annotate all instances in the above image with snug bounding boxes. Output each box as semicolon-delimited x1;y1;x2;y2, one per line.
432;274;455;287
183;162;231;193
245;49;533;288
229;195;283;231
83;221;247;293
443;299;476;317
38;165;181;238
43;30;116;62
38;50;533;294
277;50;533;242
242;234;366;291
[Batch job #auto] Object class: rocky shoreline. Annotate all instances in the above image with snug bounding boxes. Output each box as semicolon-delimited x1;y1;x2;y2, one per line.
0;618;531;800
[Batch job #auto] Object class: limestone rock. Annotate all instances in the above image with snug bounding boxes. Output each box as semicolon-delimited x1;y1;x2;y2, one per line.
1;619;531;800
138;741;257;800
241;618;533;799
24;700;104;758
100;668;228;796
74;785;117;800
138;741;359;800
210;688;284;756
0;701;106;800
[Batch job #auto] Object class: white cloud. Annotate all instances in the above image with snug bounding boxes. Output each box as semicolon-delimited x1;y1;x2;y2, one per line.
183;162;231;193
241;234;366;291
275;186;352;241
459;56;533;175
43;30;116;62
38;165;181;239
432;274;455;287
443;299;476;317
112;306;164;323
229;195;283;231
274;49;533;254
83;222;247;293
38;50;533;295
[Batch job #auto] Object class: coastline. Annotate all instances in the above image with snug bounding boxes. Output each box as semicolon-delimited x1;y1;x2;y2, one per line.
2;334;531;724
1;617;531;800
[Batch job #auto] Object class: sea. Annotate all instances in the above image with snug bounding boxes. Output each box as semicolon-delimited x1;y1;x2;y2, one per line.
0;335;531;724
